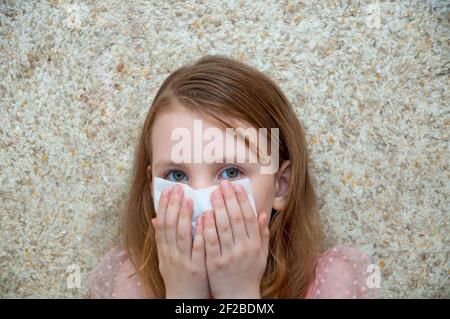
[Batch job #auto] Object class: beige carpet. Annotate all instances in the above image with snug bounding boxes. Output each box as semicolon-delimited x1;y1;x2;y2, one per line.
0;0;448;298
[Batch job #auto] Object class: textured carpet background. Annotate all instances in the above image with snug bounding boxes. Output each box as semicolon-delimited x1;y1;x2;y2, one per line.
1;0;448;298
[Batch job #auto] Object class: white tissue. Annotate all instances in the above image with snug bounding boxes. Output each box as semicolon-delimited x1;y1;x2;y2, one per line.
152;177;257;237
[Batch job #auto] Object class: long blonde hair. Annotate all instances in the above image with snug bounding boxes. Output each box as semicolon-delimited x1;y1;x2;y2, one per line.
123;55;325;298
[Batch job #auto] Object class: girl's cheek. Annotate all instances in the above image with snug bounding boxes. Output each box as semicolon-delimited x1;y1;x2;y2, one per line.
246;172;277;214
252;189;275;216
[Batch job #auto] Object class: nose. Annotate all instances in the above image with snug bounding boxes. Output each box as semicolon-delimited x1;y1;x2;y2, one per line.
188;177;218;190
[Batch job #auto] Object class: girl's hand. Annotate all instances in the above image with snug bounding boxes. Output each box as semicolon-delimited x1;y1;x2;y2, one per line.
151;184;210;299
203;180;270;299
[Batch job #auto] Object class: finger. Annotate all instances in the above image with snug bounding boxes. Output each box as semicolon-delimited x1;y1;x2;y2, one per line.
211;190;233;255
165;184;183;249
151;218;158;241
155;187;171;245
233;184;260;241
258;212;270;256
191;215;206;266
218;180;247;243
151;218;165;264
177;197;193;258
203;209;221;259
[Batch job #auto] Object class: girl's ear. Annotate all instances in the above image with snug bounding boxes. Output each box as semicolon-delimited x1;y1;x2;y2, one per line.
272;160;291;211
146;164;153;200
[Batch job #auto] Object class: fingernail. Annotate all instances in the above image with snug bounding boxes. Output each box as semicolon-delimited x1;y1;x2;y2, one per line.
213;190;222;199
259;212;265;220
262;214;267;224
197;216;203;228
172;184;181;194
221;179;230;189
234;184;242;194
162;188;170;198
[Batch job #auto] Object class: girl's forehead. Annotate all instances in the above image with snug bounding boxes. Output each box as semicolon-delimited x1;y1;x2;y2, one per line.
151;103;266;163
152;122;255;155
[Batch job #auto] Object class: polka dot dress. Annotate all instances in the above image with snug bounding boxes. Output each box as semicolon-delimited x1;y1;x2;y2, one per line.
88;247;147;298
305;245;380;298
88;245;380;298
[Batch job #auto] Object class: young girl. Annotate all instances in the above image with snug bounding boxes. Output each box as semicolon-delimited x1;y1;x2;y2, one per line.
88;55;379;299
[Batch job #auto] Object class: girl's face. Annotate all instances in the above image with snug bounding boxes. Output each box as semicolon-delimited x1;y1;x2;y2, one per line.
148;103;290;215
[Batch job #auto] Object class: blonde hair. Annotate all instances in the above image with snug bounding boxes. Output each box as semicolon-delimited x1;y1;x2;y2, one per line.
123;55;325;298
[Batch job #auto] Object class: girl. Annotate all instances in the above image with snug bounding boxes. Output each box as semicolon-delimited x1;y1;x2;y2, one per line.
88;55;379;299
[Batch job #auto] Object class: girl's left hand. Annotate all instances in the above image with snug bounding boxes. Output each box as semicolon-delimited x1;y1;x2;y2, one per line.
203;179;270;299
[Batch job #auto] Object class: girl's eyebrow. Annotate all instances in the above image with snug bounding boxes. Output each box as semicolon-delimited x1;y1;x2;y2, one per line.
154;155;253;169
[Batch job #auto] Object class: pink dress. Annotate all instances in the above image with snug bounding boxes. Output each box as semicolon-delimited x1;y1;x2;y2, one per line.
88;245;380;299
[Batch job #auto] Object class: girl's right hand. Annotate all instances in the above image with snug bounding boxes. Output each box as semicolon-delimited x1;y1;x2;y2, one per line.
151;184;210;299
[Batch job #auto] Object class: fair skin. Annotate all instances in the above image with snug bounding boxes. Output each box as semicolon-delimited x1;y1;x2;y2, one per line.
148;103;291;298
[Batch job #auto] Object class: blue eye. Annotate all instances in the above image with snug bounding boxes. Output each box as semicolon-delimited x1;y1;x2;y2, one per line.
166;170;187;182
220;166;242;179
